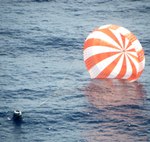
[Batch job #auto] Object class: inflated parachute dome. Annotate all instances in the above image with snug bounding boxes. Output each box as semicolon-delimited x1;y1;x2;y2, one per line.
83;24;145;82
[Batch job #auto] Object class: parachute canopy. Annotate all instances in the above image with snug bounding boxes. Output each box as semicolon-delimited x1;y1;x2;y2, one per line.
83;24;145;82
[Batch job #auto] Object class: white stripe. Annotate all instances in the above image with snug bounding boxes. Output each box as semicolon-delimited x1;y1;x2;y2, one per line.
107;54;124;78
127;54;139;72
125;38;129;49
116;27;130;35
83;46;120;61
127;51;137;57
86;31;121;49
126;44;135;50
110;29;123;49
138;58;145;72
99;24;111;29
89;53;122;78
122;54;132;79
132;40;143;51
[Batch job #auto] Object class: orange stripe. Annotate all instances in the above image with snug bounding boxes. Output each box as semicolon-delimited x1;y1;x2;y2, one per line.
137;49;144;62
84;38;120;50
125;33;137;43
127;48;136;52
96;54;122;78
116;55;127;79
121;34;125;48
126;40;132;49
85;52;118;70
127;56;138;81
127;53;139;62
97;28;122;48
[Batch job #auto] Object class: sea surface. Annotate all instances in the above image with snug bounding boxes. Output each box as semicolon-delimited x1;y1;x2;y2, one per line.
0;0;150;142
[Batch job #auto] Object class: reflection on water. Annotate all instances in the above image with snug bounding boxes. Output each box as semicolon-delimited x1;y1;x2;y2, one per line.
85;79;145;108
83;79;148;142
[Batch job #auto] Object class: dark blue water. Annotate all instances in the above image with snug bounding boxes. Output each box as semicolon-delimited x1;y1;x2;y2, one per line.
0;0;150;141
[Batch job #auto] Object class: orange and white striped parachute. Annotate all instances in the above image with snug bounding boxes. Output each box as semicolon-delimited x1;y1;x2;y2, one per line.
83;24;145;82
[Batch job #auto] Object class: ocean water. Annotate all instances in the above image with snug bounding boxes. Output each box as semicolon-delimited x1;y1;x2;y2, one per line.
0;0;150;142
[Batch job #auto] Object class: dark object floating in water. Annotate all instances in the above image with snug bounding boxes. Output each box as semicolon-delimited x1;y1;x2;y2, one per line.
13;110;22;123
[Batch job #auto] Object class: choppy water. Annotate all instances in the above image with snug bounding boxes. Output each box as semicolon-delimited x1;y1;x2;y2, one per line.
0;0;150;142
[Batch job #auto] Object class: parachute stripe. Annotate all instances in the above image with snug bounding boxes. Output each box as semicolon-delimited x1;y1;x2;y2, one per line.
127;56;138;81
108;54;125;78
83;24;145;81
89;53;122;78
110;29;124;48
116;54;127;79
85;52;119;70
116;27;130;35
85;31;122;49
84;38;120;50
127;54;139;72
96;54;122;78
99;28;122;48
126;41;132;50
126;33;137;43
122;55;133;79
84;46;120;61
121;34;126;48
